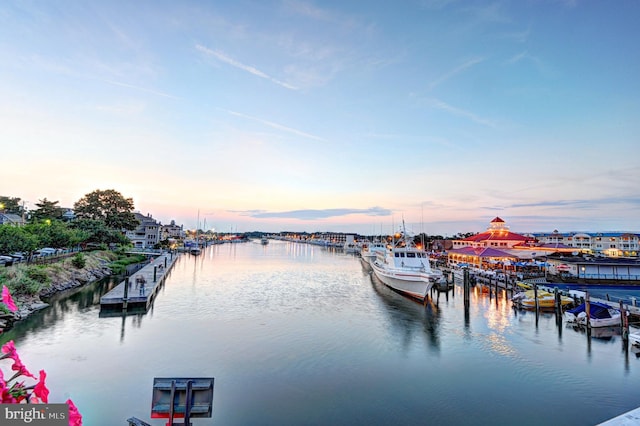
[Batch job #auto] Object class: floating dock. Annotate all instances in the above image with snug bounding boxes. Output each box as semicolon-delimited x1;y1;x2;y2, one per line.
100;251;180;316
598;406;640;425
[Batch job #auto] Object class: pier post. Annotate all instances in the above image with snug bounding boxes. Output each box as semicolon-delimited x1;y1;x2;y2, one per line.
620;300;629;343
554;287;561;317
534;283;539;312
154;266;157;283
463;269;470;309
585;292;591;330
164;256;167;268
122;276;129;310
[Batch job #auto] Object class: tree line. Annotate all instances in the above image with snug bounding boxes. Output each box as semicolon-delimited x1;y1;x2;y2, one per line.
0;189;140;255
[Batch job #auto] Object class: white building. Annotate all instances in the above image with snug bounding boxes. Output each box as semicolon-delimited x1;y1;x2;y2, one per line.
126;212;161;249
161;220;186;240
531;231;639;257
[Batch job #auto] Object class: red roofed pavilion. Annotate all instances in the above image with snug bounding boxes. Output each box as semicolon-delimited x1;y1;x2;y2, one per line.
452;217;535;249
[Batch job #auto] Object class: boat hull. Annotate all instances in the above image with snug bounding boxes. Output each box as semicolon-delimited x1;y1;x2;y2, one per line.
371;261;436;300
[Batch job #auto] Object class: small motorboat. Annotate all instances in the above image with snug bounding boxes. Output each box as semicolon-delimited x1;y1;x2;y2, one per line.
512;289;573;309
564;302;621;328
629;329;640;347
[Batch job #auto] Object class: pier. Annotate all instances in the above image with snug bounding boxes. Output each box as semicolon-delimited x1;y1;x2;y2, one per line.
99;251;180;316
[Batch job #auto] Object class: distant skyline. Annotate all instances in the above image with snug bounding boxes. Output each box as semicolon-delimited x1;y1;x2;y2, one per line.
2;1;638;236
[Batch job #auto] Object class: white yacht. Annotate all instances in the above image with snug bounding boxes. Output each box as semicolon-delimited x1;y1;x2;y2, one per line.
370;224;444;300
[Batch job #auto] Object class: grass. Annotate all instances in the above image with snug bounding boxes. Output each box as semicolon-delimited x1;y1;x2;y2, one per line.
0;251;144;299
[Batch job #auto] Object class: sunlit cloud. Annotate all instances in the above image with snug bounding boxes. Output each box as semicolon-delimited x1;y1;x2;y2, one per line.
509;196;640;209
222;109;326;141
235;206;392;220
196;44;298;90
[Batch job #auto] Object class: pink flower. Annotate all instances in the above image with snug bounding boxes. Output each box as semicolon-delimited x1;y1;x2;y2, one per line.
9;353;36;380
2;285;17;312
33;370;49;403
0;377;16;403
1;340;17;359
66;399;83;426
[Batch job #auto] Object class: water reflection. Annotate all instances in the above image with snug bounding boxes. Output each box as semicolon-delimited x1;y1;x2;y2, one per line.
369;272;440;353
1;276;119;342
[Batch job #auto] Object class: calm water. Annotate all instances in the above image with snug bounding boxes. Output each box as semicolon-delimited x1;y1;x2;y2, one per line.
2;241;640;426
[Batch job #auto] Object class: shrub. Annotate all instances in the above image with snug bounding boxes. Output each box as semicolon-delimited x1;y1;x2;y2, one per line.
7;275;44;295
71;253;86;269
25;266;50;285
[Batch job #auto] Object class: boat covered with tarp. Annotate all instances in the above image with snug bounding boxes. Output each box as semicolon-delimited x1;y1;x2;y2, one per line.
564;301;621;327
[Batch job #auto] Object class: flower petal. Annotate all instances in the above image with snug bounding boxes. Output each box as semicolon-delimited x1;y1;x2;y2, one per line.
2;286;17;312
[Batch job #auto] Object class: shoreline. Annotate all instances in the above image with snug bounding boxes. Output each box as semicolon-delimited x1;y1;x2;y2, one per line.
0;254;115;332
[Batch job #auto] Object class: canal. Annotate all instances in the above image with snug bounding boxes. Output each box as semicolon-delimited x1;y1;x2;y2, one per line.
2;240;639;425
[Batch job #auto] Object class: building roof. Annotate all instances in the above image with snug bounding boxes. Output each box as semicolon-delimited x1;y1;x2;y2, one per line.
460;216;535;243
462;231;533;243
449;246;513;258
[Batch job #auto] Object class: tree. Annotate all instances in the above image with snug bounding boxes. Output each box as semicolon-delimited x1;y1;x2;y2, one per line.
30;198;64;223
73;189;138;231
0;225;38;254
24;221;87;249
70;219;130;246
0;196;24;215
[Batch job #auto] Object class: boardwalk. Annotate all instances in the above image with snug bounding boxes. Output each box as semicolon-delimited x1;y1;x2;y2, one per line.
100;251;180;316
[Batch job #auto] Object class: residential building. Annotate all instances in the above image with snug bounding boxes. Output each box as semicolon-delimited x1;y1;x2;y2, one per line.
161;220;186;240
531;231;639;257
0;213;26;226
126;212;161;249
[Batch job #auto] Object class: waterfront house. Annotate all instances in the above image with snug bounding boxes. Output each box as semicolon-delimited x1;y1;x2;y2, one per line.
161;220;186;240
0;213;26;227
126;212;161;249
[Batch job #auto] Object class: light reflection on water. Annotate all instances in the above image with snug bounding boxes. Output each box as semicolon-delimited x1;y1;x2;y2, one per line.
1;241;640;426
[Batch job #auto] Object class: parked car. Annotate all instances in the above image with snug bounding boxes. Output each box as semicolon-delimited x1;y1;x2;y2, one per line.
35;248;57;256
0;255;14;266
10;252;25;261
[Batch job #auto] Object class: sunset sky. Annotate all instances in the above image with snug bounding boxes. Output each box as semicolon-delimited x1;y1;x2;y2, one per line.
2;1;638;236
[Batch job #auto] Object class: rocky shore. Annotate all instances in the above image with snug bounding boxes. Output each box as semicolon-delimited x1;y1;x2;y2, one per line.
0;253;115;332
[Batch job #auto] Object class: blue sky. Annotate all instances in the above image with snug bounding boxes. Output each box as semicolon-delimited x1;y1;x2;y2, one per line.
1;0;638;236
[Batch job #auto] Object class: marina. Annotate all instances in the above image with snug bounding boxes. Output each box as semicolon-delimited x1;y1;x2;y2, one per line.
2;241;640;425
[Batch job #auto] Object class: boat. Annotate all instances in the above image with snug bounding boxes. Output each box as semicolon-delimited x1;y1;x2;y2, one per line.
370;223;445;301
189;244;201;255
512;289;574;309
360;240;387;267
261;236;269;245
564;302;621;327
630;329;640;347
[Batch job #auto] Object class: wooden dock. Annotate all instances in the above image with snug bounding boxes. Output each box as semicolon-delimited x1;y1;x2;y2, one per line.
598;406;640;425
100;251;180;316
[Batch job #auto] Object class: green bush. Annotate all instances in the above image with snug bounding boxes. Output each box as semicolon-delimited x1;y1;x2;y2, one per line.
108;254;146;276
25;266;50;285
6;274;44;296
71;253;86;269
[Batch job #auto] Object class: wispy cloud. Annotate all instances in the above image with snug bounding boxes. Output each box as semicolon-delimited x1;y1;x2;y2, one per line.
428;57;485;90
222;109;326;141
509;196;640;209
103;79;178;99
428;98;496;128
462;2;512;24
236;206;392;220
283;0;333;21
196;44;298;90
